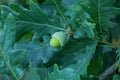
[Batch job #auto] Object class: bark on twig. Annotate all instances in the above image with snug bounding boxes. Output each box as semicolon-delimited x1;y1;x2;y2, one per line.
99;61;118;80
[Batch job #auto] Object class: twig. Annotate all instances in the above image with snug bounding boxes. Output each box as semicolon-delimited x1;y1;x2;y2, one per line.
87;37;119;48
99;61;118;80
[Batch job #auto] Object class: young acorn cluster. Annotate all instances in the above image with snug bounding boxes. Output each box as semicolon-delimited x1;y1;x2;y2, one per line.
50;31;67;48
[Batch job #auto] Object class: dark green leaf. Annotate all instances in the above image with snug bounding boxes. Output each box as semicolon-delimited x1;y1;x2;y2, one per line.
46;39;97;75
87;55;102;75
113;74;120;80
48;64;80;80
73;22;95;39
8;1;65;40
25;68;41;80
116;48;120;59
0;13;16;52
82;0;117;37
46;0;69;26
10;50;27;65
14;41;58;67
13;67;24;79
18;31;34;43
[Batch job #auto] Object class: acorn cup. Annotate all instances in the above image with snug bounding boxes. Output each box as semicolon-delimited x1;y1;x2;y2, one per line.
50;31;67;48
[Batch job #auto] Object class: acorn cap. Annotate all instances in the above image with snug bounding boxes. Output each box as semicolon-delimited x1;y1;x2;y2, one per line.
52;31;67;47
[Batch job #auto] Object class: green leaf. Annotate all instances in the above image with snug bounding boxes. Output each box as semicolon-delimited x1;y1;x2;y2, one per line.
0;57;8;74
63;0;94;39
40;4;54;17
26;0;39;5
82;0;117;36
48;64;80;80
13;67;24;79
110;25;120;46
9;1;65;40
113;74;120;80
73;22;95;39
62;0;81;7
0;14;16;75
46;0;69;26
46;39;97;75
25;68;41;80
14;41;58;67
0;13;16;52
0;13;23;80
63;0;90;37
80;74;98;80
10;50;27;65
0;57;5;68
87;55;102;75
67;40;96;75
65;0;89;22
37;67;49;80
0;75;10;80
18;31;34;43
116;48;120;59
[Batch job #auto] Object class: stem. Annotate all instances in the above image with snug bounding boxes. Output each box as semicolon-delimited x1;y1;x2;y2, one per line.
52;0;68;26
87;37;119;48
17;21;66;31
1;50;19;80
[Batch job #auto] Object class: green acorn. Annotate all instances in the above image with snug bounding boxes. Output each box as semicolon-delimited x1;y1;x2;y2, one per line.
50;31;67;47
